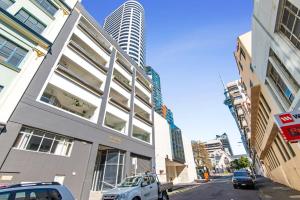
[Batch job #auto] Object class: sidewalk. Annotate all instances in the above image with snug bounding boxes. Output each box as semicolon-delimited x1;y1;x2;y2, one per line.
257;177;300;200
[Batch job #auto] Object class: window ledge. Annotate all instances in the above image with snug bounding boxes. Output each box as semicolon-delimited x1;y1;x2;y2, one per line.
0;61;21;72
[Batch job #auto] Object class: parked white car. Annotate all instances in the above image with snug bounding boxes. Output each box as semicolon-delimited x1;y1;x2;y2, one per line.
102;173;172;200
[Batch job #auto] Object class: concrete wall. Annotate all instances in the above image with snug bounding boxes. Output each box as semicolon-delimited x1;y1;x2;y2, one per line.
182;137;197;182
153;112;172;182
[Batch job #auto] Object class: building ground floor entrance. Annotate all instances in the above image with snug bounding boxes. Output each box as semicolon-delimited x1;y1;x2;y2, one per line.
90;145;152;199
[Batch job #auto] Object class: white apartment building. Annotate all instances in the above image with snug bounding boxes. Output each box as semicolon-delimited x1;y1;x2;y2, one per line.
104;0;146;67
251;0;300;190
154;112;197;184
226;80;251;153
0;3;155;199
0;0;78;125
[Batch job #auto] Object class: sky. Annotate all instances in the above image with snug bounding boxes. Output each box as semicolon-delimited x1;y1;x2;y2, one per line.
82;0;253;155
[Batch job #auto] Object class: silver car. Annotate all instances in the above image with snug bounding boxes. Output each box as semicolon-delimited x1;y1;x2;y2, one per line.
0;182;75;200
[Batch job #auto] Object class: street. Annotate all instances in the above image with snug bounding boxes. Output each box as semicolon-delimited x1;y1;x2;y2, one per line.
171;176;260;200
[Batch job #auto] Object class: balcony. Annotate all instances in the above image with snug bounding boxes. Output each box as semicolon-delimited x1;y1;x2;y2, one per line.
136;73;152;92
134;104;152;126
242;119;248;128
77;18;112;55
104;112;127;134
109;88;130;113
116;57;133;75
40;84;98;120
132;125;151;143
113;69;132;92
68;35;108;73
135;86;152;108
56;57;104;97
237;108;244;116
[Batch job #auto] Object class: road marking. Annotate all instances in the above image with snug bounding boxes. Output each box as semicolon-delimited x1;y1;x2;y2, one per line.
290;195;300;199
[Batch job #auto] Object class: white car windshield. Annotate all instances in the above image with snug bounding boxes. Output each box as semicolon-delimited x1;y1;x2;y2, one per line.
119;176;142;187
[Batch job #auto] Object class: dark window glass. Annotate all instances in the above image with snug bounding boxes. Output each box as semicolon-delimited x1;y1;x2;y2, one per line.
0;0;14;9
35;0;58;16
0;192;11;200
0;85;3;92
15;9;46;34
0;35;28;68
26;135;43;151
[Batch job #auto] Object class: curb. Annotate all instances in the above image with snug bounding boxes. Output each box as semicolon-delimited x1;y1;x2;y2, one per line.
169;185;200;196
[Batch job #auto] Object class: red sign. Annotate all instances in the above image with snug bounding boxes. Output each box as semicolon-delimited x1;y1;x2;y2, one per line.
274;111;300;142
280;124;300;142
279;114;294;124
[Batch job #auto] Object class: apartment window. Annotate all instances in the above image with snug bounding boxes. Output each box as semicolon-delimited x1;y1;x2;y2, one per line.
240;47;246;60
279;0;300;50
250;80;253;88
0;35;28;68
0;0;14;9
15;9;46;34
0;85;3;92
250;63;254;72
267;62;295;104
35;0;58;16
13;127;73;157
132;126;150;143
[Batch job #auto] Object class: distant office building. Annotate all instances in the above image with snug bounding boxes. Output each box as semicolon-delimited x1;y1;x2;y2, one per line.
216;133;233;156
104;0;146;67
204;139;231;173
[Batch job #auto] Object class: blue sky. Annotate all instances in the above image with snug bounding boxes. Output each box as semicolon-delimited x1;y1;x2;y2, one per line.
82;0;253;155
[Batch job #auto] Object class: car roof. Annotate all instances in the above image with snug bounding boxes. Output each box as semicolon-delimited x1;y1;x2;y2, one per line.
0;182;63;193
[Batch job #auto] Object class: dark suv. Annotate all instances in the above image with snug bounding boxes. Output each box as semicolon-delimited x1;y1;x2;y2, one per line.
0;182;75;200
232;170;255;189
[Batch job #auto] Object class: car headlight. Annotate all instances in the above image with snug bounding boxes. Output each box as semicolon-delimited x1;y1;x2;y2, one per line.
116;193;129;200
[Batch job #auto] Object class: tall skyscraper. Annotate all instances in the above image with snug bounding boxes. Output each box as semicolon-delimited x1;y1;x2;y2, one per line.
104;0;146;67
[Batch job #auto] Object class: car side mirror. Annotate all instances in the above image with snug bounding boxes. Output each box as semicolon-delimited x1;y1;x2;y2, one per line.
141;182;148;187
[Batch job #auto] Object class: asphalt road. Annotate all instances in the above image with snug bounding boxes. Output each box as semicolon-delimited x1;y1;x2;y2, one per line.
170;176;260;200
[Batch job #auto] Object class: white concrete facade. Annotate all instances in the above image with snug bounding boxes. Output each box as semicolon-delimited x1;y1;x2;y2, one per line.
154;113;197;184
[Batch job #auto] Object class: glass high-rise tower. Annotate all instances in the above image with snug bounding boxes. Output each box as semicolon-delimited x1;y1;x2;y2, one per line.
104;0;146;67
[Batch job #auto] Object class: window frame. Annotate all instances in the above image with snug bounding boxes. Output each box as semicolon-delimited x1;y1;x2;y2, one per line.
278;0;300;50
0;35;28;70
13;127;74;157
33;0;58;17
0;0;14;10
14;8;47;34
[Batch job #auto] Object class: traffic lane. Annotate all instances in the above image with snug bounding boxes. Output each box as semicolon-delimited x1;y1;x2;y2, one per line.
170;177;260;200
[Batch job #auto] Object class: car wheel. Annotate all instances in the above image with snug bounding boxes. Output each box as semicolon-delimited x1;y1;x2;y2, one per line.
160;192;168;200
132;197;139;200
233;185;238;189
